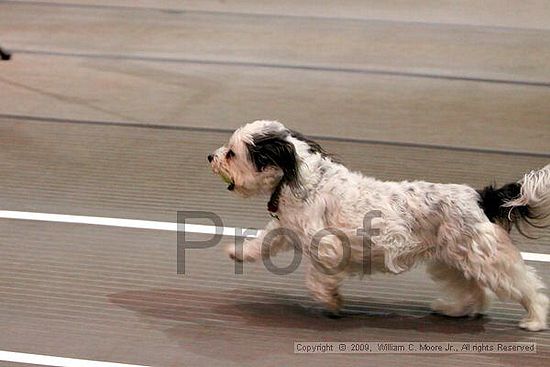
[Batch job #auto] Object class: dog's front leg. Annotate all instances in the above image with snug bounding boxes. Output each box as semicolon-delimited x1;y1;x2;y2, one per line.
305;263;345;315
226;219;291;262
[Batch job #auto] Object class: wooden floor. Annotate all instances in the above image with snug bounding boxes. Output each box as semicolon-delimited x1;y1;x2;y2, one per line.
0;1;549;366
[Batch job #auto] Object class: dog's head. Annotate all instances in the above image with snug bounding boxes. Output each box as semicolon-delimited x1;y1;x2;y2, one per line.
208;120;302;197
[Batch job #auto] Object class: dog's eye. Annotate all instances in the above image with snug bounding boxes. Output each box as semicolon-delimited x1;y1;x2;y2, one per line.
226;149;235;159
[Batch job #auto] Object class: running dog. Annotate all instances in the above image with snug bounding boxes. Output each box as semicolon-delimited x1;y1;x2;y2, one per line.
208;120;549;331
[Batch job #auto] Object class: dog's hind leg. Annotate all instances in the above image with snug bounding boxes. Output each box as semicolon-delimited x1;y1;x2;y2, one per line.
483;237;548;331
479;260;547;331
515;266;549;331
460;225;548;331
427;261;490;317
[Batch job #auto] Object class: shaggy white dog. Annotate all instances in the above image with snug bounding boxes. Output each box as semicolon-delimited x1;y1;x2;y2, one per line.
208;120;550;331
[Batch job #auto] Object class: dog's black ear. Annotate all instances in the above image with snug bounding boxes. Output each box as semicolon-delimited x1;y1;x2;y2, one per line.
247;131;299;187
289;130;329;157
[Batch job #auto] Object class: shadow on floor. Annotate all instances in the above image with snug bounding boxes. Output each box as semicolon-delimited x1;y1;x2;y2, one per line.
108;287;490;334
108;288;548;364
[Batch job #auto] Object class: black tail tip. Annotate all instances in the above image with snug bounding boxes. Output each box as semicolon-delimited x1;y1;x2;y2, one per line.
477;182;525;232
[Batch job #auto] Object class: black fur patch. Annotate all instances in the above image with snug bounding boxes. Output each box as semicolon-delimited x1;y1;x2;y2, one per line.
247;131;299;187
246;131;299;213
289;130;330;158
477;182;531;234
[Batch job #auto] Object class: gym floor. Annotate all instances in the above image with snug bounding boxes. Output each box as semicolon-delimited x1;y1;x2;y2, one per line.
0;1;549;366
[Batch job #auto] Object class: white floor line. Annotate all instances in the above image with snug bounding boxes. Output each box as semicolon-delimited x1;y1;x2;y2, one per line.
0;350;149;367
0;210;258;238
0;210;549;263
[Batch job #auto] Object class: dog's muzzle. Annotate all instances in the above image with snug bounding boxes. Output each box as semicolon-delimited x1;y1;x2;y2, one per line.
208;154;235;190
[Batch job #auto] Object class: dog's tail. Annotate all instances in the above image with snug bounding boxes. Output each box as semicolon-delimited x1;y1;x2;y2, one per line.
477;164;550;236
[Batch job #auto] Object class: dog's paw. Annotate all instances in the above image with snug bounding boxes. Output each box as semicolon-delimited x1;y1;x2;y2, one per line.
519;318;547;332
313;291;343;315
431;299;472;317
328;292;344;312
228;250;244;263
225;244;244;262
225;242;260;263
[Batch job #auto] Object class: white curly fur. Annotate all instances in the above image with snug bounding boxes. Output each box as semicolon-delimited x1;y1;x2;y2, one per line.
210;120;549;331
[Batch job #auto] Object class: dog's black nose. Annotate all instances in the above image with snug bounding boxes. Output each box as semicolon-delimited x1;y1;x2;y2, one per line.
207;154;213;163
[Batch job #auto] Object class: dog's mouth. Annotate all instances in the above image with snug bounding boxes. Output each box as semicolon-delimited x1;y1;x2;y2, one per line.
218;172;235;191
